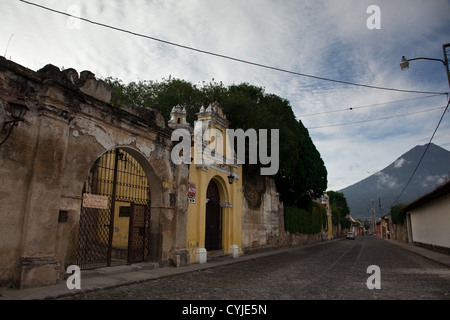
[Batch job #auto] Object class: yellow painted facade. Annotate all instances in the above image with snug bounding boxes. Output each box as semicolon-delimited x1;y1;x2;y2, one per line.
85;103;244;265
112;201;131;249
320;193;333;239
186;165;243;262
170;103;243;263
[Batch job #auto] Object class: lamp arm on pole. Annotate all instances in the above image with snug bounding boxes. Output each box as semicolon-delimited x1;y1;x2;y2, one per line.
404;57;446;66
0;119;25;146
0;121;16;146
401;44;450;90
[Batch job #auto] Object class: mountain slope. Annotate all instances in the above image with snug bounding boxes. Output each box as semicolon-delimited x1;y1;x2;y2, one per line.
339;143;450;220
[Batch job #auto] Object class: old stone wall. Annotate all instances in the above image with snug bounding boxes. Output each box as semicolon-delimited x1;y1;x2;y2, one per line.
390;223;409;243
0;57;189;288
332;224;350;239
242;176;345;253
241;177;285;251
279;225;345;247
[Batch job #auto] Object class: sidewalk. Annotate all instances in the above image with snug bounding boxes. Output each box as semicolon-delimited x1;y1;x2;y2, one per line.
0;238;448;300
384;238;450;268
0;245;304;300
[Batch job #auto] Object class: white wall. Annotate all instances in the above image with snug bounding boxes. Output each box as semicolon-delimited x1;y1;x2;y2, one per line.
409;193;450;249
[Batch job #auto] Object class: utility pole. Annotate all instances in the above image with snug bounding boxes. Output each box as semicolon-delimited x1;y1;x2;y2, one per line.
378;198;383;238
371;199;376;235
443;43;450;90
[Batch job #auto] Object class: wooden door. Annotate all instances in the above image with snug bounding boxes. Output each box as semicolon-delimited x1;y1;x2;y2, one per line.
205;180;222;251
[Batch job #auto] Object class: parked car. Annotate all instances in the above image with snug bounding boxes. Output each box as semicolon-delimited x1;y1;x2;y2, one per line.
346;232;355;239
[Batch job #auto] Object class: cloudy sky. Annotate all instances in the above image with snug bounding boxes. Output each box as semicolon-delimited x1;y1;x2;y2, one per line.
1;0;449;192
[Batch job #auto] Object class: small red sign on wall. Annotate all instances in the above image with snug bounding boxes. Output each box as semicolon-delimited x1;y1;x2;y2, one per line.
188;182;196;198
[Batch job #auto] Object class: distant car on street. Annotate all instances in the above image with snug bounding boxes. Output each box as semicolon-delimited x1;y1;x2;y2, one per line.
346;232;356;240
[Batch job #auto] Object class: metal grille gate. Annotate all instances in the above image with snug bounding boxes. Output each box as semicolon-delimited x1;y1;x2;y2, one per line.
128;203;150;263
76;148;151;270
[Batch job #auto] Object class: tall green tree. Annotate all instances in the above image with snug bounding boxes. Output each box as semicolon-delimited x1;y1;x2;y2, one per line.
327;191;350;227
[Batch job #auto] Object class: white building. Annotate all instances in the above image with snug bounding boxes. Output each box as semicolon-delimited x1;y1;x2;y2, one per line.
403;180;450;255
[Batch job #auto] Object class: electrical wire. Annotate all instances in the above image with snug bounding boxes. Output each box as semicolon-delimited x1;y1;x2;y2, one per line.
306;105;446;129
391;97;450;206
297;94;442;118
18;0;449;96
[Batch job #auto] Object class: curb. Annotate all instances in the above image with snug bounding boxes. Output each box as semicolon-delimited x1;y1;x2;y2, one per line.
0;240;340;300
384;238;450;268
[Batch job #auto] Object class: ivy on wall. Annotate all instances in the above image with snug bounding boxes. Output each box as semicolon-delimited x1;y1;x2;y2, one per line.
284;201;327;235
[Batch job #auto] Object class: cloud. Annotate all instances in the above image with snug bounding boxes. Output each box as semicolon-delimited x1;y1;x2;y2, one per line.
2;0;450;192
394;158;407;169
375;172;398;189
421;174;448;189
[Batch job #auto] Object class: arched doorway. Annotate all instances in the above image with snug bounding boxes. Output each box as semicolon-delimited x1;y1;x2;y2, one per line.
205;180;222;251
75;148;151;269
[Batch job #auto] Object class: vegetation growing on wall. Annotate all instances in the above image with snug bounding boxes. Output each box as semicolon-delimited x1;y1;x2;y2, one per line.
390;204;406;225
284;199;327;234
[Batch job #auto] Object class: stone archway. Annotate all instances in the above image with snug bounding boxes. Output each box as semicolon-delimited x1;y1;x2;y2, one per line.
75;147;153;269
0;58;190;288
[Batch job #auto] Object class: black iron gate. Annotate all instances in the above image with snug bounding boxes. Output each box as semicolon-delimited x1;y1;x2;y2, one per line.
76;148;151;270
128;203;150;263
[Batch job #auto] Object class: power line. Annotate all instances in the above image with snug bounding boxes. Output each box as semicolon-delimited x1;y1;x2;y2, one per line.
307;105;446;129
4;33;14;57
391;97;450;206
297;94;442;118
18;0;449;96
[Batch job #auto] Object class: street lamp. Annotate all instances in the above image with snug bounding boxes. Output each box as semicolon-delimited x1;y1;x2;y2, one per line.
400;55;445;70
400;43;450;89
400;56;409;70
10;101;29;119
1;99;29;146
227;168;235;184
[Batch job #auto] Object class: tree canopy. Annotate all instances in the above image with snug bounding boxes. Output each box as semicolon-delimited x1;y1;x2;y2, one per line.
104;77;327;207
327;191;351;227
390;204;406;225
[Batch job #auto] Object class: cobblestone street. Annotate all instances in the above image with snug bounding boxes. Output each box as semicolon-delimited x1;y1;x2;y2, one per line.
64;237;450;300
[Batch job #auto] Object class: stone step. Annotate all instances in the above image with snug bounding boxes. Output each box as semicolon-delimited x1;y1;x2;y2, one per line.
207;253;232;262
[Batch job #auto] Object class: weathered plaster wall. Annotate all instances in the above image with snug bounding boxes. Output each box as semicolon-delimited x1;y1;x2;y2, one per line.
241;177;285;251
0;57;189;288
242;176;334;252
